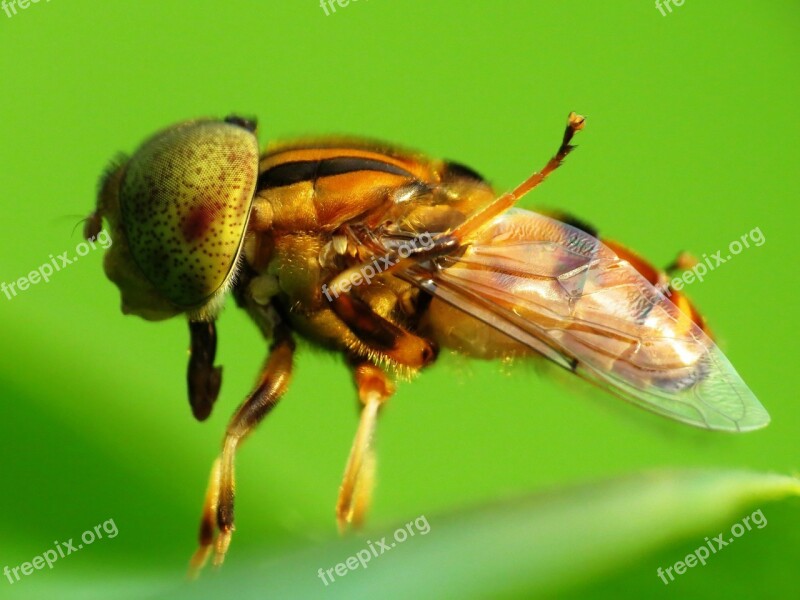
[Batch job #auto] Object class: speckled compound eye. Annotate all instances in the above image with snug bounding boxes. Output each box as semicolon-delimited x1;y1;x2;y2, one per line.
119;119;259;309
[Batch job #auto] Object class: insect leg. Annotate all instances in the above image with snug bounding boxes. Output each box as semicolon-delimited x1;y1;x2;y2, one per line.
448;112;585;242
328;291;437;369
188;326;295;576
665;251;699;276
336;362;394;532
321;112;584;300
188;457;221;578
187;320;223;421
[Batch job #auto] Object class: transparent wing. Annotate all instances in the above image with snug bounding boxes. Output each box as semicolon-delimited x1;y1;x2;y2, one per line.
400;208;769;432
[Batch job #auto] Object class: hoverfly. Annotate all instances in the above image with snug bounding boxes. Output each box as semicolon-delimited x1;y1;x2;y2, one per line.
84;112;769;574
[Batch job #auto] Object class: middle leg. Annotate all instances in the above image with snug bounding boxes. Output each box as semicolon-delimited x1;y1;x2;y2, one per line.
336;361;395;532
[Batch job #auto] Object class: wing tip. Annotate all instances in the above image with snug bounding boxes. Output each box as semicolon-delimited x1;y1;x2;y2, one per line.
733;409;771;433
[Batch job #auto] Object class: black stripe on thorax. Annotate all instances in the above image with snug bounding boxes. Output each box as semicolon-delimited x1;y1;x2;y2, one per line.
443;160;485;182
258;156;416;189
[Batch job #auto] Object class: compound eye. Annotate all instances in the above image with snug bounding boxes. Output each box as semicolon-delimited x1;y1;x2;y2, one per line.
119;120;260;308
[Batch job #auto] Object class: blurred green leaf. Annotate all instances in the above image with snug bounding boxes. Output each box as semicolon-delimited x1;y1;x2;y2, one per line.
24;469;799;600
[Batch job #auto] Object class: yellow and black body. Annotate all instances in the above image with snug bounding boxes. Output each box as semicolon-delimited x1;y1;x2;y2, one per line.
84;113;769;573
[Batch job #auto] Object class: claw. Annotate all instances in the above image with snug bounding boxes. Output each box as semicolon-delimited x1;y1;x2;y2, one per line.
187;545;212;580
187;458;221;579
213;529;233;567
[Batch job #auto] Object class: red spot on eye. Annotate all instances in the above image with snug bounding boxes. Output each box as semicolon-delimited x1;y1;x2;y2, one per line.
182;203;220;242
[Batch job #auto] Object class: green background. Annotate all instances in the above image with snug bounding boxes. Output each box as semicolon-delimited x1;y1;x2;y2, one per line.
0;1;798;598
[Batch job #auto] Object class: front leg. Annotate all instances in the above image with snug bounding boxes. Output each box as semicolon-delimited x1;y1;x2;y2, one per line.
189;325;295;576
